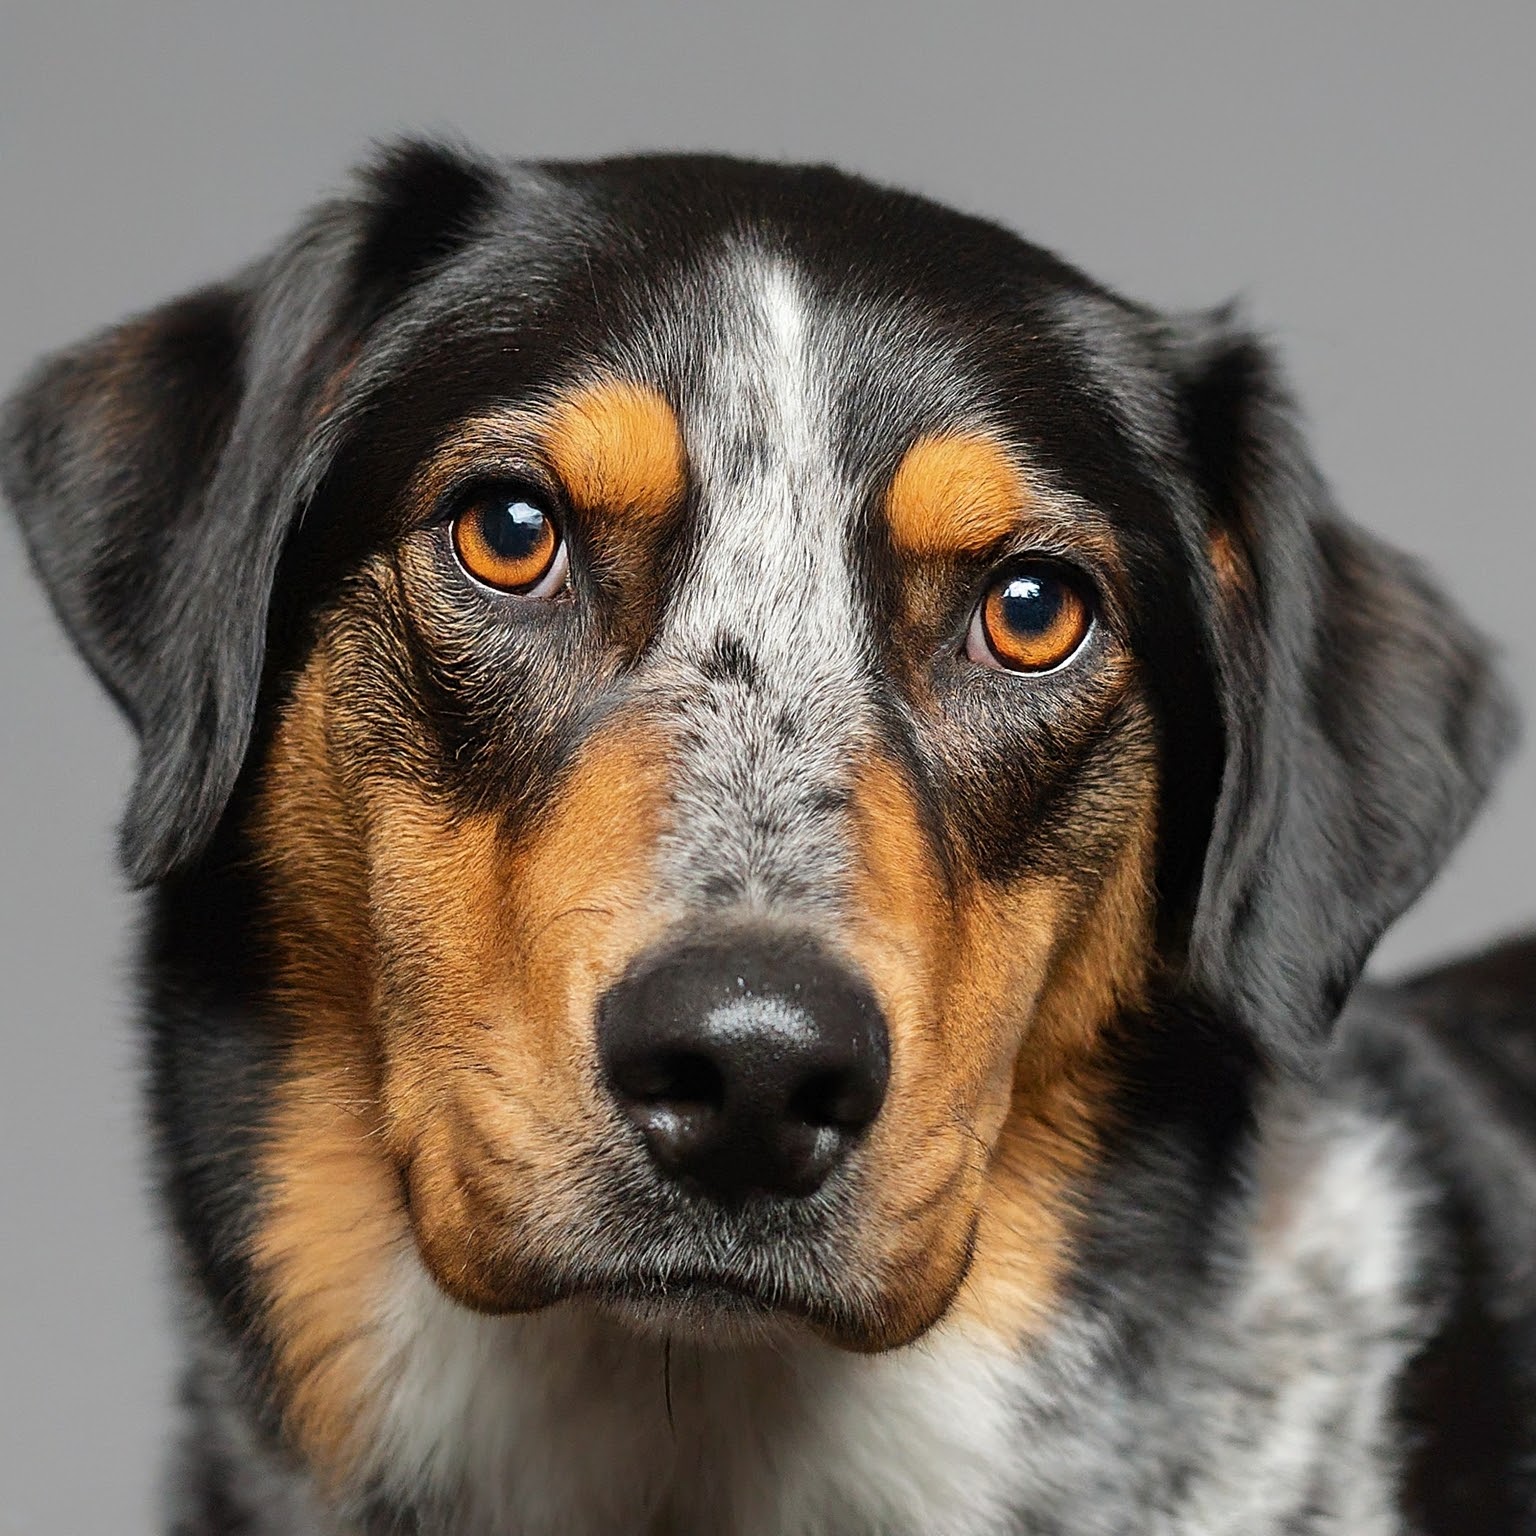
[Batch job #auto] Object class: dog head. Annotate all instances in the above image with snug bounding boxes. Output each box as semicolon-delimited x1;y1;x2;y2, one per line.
3;141;1512;1472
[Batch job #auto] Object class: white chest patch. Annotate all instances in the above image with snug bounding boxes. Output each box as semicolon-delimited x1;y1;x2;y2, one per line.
352;1256;1029;1536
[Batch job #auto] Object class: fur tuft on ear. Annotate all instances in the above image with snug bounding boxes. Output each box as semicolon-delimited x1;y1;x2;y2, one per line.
1172;316;1517;1072
0;138;504;886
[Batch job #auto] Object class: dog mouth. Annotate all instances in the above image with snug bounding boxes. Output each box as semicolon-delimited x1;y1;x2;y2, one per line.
408;1137;959;1349
565;1245;844;1337
523;1198;871;1342
412;1171;962;1351
586;1267;789;1337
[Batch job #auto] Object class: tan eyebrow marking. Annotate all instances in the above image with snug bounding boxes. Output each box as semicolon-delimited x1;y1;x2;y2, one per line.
415;379;687;521
543;380;686;519
884;433;1033;557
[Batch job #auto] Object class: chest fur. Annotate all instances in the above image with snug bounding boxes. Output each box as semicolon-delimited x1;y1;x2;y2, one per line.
347;1275;1033;1535
186;1103;1434;1535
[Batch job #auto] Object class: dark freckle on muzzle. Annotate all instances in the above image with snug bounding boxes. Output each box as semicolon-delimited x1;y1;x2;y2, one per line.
597;929;890;1202
698;630;761;690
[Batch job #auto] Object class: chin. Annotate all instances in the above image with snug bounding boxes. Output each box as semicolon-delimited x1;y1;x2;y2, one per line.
586;1284;805;1349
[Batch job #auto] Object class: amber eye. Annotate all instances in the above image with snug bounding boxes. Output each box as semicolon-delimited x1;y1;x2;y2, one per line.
966;562;1094;673
451;483;568;596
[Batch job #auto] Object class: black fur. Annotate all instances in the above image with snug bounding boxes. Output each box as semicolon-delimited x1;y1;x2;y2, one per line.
0;141;500;884
1175;326;1515;1069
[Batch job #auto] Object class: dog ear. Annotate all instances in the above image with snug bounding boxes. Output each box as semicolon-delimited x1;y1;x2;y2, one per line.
1;138;501;886
1172;318;1516;1072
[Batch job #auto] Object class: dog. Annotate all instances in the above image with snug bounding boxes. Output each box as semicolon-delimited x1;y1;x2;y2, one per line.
4;139;1533;1535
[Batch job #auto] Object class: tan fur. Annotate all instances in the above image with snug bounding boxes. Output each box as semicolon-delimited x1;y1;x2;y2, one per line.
543;379;687;519
375;713;675;1315
411;380;685;521
884;434;1031;558
958;793;1157;1340
252;625;677;1481
1209;524;1250;596
839;748;1159;1347
249;647;396;1480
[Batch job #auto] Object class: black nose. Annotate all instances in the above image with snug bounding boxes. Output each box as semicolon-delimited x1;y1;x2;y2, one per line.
597;930;890;1200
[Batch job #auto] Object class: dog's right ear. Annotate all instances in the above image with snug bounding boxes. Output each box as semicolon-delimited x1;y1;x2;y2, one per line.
1;138;502;886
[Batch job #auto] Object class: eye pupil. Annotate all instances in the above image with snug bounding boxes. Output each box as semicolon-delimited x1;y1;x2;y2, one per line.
997;573;1061;637
482;499;547;560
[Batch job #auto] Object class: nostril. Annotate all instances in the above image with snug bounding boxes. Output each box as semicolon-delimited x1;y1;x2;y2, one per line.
615;1050;726;1112
787;1069;878;1133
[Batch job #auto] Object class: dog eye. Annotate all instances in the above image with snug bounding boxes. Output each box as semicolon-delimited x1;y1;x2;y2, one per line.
966;562;1094;673
451;483;569;597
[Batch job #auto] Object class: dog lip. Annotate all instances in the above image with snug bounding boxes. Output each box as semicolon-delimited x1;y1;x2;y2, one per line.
594;1266;784;1311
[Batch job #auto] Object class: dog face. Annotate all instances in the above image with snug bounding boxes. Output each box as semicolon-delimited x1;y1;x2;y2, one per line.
3;143;1510;1477
254;286;1162;1356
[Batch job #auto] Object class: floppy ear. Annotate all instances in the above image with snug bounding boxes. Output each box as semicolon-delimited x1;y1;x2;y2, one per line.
1;139;501;886
1173;319;1516;1072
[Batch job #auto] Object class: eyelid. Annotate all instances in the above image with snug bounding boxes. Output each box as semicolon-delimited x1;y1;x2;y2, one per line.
429;460;568;527
966;549;1098;610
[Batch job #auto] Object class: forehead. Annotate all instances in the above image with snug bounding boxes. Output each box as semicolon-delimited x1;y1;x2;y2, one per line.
339;158;1190;567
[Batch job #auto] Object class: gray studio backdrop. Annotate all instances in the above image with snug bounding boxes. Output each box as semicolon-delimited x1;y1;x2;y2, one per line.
2;3;1532;1531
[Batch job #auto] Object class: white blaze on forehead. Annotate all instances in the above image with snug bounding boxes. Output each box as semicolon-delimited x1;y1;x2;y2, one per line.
671;253;864;675
653;251;873;914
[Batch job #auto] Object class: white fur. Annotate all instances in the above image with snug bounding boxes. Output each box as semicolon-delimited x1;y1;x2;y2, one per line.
651;249;873;914
321;1097;1432;1536
1175;1106;1429;1534
353;1256;1029;1536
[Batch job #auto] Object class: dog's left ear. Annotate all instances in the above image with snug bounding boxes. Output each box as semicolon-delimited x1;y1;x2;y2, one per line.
1;139;502;886
1171;317;1517;1072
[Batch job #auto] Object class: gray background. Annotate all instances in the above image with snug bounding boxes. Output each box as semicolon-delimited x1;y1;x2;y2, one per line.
2;2;1532;1531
